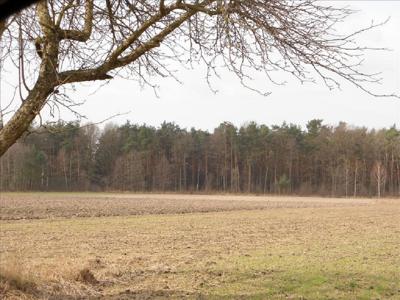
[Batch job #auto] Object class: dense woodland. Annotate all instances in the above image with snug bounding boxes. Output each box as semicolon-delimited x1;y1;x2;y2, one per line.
0;120;399;197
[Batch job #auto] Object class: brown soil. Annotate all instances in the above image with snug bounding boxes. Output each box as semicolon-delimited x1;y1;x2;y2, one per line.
0;193;376;220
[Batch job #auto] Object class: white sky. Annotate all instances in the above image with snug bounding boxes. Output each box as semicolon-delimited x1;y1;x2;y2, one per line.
9;1;400;131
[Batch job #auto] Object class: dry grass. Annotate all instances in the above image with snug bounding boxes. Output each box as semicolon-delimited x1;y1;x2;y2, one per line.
0;193;399;299
0;258;38;299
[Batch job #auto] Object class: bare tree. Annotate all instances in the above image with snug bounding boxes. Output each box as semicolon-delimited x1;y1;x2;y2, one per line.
372;160;387;198
0;0;396;156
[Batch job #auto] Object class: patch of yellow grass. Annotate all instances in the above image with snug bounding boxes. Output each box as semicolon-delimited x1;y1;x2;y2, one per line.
0;256;38;299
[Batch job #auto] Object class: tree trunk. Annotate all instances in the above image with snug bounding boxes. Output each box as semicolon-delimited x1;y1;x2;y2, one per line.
345;162;349;198
377;172;381;198
196;164;200;191
183;153;187;191
264;166;268;194
62;154;68;191
205;151;209;191
41;165;44;190
247;161;252;193
0;1;59;157
0;80;54;156
353;161;358;197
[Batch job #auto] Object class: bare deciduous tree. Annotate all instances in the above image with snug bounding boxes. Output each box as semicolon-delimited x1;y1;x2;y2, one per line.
0;0;396;156
372;160;387;198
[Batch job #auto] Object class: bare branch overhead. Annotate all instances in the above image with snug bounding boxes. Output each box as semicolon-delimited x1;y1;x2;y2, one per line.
0;0;397;156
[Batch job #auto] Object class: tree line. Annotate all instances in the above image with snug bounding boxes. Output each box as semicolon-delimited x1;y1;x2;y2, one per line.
1;120;399;197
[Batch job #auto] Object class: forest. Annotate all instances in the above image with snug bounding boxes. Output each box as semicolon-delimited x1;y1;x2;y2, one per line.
0;120;399;197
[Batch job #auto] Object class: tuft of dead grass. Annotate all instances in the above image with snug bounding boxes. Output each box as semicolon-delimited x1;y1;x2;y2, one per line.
0;262;38;298
75;268;98;285
0;257;101;299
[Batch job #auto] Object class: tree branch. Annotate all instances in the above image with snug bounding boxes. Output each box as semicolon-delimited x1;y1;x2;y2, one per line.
58;0;93;42
58;9;195;84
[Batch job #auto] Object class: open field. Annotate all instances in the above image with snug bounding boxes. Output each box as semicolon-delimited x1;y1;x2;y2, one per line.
0;193;399;299
0;193;373;220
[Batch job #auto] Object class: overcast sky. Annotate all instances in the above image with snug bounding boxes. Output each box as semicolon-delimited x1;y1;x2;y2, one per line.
45;1;400;131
